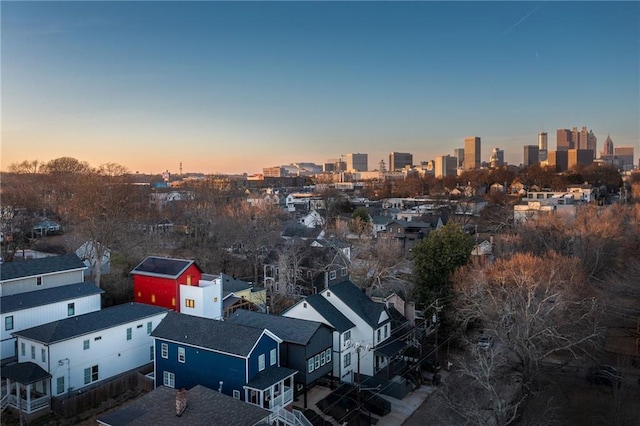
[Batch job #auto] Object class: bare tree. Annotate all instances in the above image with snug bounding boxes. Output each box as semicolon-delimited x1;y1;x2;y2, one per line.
350;238;410;295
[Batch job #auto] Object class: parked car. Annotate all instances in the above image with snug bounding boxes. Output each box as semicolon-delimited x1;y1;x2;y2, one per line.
477;336;493;349
587;365;623;388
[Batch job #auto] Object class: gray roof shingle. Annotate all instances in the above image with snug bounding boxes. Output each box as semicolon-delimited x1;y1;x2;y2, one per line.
0;362;51;384
0;254;86;281
151;312;268;357
1;282;104;314
246;367;298;391
226;310;326;345
97;385;270;426
300;294;354;333
13;303;169;344
328;281;388;329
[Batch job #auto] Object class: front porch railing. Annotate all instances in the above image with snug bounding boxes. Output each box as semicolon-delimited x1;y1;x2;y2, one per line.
270;407;312;426
269;387;293;410
7;394;50;414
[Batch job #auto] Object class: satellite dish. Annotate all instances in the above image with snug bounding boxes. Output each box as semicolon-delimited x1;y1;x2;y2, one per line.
345;340;352;348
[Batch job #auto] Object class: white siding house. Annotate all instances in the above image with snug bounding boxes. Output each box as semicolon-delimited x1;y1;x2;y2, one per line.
1;283;103;360
0;254;87;297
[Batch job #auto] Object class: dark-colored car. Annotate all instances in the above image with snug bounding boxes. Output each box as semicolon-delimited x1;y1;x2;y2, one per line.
587;365;623;388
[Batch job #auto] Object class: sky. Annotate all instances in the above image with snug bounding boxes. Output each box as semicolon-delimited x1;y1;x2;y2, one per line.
2;1;639;175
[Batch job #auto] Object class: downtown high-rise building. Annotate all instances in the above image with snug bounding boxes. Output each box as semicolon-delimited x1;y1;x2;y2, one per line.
568;149;594;169
453;148;465;168
434;155;458;178
345;153;368;172
557;129;573;151
614;146;635;171
489;147;504;168
523;145;540;167
389;152;413;171
538;132;548;162
557;126;596;157
464;137;481;170
601;135;614;157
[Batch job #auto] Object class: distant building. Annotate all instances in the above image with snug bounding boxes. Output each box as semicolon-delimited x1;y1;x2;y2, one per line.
345;153;368;172
263;166;286;178
601;134;614;157
434;155;458;178
557;127;596;157
567;149;594;169
453;148;465;168
557;129;573;151
614;146;635;171
389;152;413;171
548;150;569;172
489;147;504;168
464;137;481;169
538;132;548;162
523;145;540;167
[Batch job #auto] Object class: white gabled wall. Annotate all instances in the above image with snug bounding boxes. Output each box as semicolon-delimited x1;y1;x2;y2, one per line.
179;277;222;320
1;294;101;360
1;270;86;297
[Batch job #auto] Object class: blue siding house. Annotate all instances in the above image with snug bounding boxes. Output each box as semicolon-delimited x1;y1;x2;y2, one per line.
151;312;299;415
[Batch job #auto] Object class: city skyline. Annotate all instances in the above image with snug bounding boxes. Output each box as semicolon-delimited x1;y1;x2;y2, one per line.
2;2;638;175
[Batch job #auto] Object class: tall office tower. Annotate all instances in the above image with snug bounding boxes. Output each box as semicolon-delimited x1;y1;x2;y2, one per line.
538;132;548;162
345;153;368;172
614;146;635;171
586;130;597;158
601;135;614;157
568;149;594;169
523;145;540;167
453;148;465;168
434;155;458;178
572;127;581;149
548;150;569;172
464;137;481;169
489;147;504;168
557;129;573;151
389;152;413;171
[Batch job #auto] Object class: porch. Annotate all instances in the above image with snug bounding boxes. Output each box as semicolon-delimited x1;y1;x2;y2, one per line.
1;362;52;415
244;367;297;411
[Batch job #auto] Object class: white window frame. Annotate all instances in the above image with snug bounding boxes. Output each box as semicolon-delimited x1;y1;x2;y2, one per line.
270;348;277;366
147;321;152;334
343;330;351;346
315;354;320;369
233;390;240;399
56;376;65;395
150;346;154;361
41;348;46;363
163;371;175;388
178;347;186;363
126;327;132;341
329;270;337;280
308;358;314;373
67;303;75;316
161;343;168;359
83;339;90;350
258;354;266;371
321;351;326;366
326;348;332;363
344;353;351;368
5;316;13;331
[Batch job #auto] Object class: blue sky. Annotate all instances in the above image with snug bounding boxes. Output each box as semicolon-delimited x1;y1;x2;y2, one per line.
2;1;638;174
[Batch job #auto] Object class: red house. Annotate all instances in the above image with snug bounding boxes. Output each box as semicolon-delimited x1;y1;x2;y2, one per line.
131;256;203;312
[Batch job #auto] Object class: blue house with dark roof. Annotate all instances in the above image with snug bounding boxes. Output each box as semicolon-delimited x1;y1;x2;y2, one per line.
151;312;306;423
227;310;333;408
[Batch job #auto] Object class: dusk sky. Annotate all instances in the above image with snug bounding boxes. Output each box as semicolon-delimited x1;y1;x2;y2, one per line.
2;1;638;175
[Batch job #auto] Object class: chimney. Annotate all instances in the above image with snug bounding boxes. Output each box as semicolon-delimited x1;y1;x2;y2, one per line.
176;388;188;416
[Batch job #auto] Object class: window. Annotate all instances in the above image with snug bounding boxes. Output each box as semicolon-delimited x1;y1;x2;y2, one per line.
344;353;351;368
161;343;168;359
31;345;36;360
185;299;195;308
147;322;152;334
150;346;154;361
57;377;65;395
41;348;46;363
321;351;326;366
37;276;42;286
94;336;102;341
329;271;336;280
21;342;25;356
377;329;381;342
258;354;266;371
343;330;351;345
326;348;332;363
151;294;156;303
163;371;175;388
308;358;314;373
137;324;143;329
178;347;185;363
5;316;13;331
84;365;99;384
67;303;75;316
384;324;389;339
233;390;240;399
315;354;320;369
83;339;90;350
171;297;176;307
341;268;347;277
303;302;307;308
126;328;132;341
270;348;277;366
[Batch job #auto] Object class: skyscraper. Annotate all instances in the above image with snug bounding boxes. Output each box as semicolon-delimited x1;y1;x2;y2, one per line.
538;132;548;162
548;150;569;172
601;135;614;157
434;155;458;178
464;137;481;170
523;145;540;167
389;152;413;171
453;148;465;168
614;146;635;171
489;147;504;168
345;153;368;172
557;129;573;151
568;149;594;169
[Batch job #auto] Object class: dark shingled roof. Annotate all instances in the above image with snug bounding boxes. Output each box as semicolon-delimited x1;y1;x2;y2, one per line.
246;367;298;391
1;282;104;314
97;385;270;426
1;362;51;385
13;303;169;344
0;254;86;281
301;294;354;333
151;312;270;357
328;281;389;329
227;310;326;345
374;339;408;358
130;256;198;279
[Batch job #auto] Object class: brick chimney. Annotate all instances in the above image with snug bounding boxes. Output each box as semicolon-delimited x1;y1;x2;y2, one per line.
176;388;188;416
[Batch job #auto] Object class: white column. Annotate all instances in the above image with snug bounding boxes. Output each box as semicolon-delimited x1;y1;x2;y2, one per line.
26;384;32;412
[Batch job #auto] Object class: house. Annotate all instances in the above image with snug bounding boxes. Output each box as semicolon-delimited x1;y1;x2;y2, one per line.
381;220;432;249
2;303;168;416
97;385;271;426
1;282;103;361
283;281;399;384
131;256;203;312
151;312;308;424
31;218;62;237
226;310;333;408
0;253;87;297
216;273;267;314
75;240;111;277
298;210;324;229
